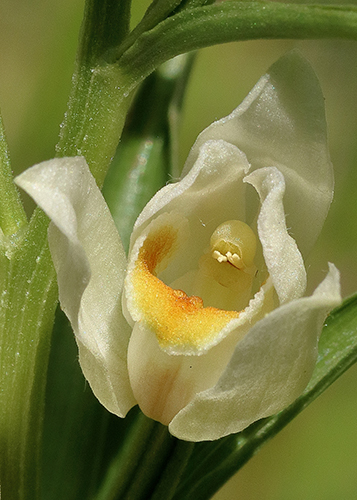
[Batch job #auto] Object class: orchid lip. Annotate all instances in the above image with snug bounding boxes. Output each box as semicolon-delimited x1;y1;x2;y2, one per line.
125;213;251;355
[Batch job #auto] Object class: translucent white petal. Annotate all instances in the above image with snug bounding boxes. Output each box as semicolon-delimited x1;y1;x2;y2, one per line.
183;51;333;256
169;264;341;441
130;140;250;285
16;157;136;416
245;167;306;303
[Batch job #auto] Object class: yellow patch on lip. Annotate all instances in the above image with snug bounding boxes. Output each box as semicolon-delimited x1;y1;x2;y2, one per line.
131;223;240;350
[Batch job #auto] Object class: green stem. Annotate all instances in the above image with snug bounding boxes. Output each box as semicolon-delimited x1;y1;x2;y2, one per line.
119;2;357;84
149;439;194;500
95;412;158;500
56;0;137;187
56;61;134;188
121;423;175;500
115;0;184;59
96;414;194;500
58;2;357;189
78;0;132;65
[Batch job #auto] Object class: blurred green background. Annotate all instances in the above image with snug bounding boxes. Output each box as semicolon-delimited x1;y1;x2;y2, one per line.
1;1;357;498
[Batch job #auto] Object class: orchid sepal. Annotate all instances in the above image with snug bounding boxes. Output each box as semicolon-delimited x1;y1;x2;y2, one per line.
16;157;136;417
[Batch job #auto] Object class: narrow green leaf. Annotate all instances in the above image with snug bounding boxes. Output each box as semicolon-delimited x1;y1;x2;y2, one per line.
41;309;114;500
172;0;216;14
0;209;57;500
0;114;27;236
175;294;357;499
116;423;175;500
95;414;194;500
140;0;183;26
118;2;357;82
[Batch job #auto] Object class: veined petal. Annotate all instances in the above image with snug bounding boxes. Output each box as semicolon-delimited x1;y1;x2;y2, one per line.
245;167;306;304
127;278;275;425
16;157;136;416
183;51;333;256
169;264;341;441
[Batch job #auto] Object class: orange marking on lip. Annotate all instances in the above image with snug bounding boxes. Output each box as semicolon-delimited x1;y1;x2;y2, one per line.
131;224;239;349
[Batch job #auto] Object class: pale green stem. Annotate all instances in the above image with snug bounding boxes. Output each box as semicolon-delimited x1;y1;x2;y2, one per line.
118;2;357;84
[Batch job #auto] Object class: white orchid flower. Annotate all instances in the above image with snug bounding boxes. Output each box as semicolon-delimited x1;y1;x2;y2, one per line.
16;52;341;442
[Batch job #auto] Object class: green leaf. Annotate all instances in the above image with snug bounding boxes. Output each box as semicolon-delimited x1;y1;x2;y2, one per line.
41;309;149;500
139;0;184;28
0;210;57;500
118;2;357;82
175;294;357;499
41;309;111;499
0;114;27;236
172;0;216;14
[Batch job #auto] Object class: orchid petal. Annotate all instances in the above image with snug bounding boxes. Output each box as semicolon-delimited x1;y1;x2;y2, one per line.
183;51;333;256
129;140;250;285
16;157;136;416
169;264;341;441
245;167;306;303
